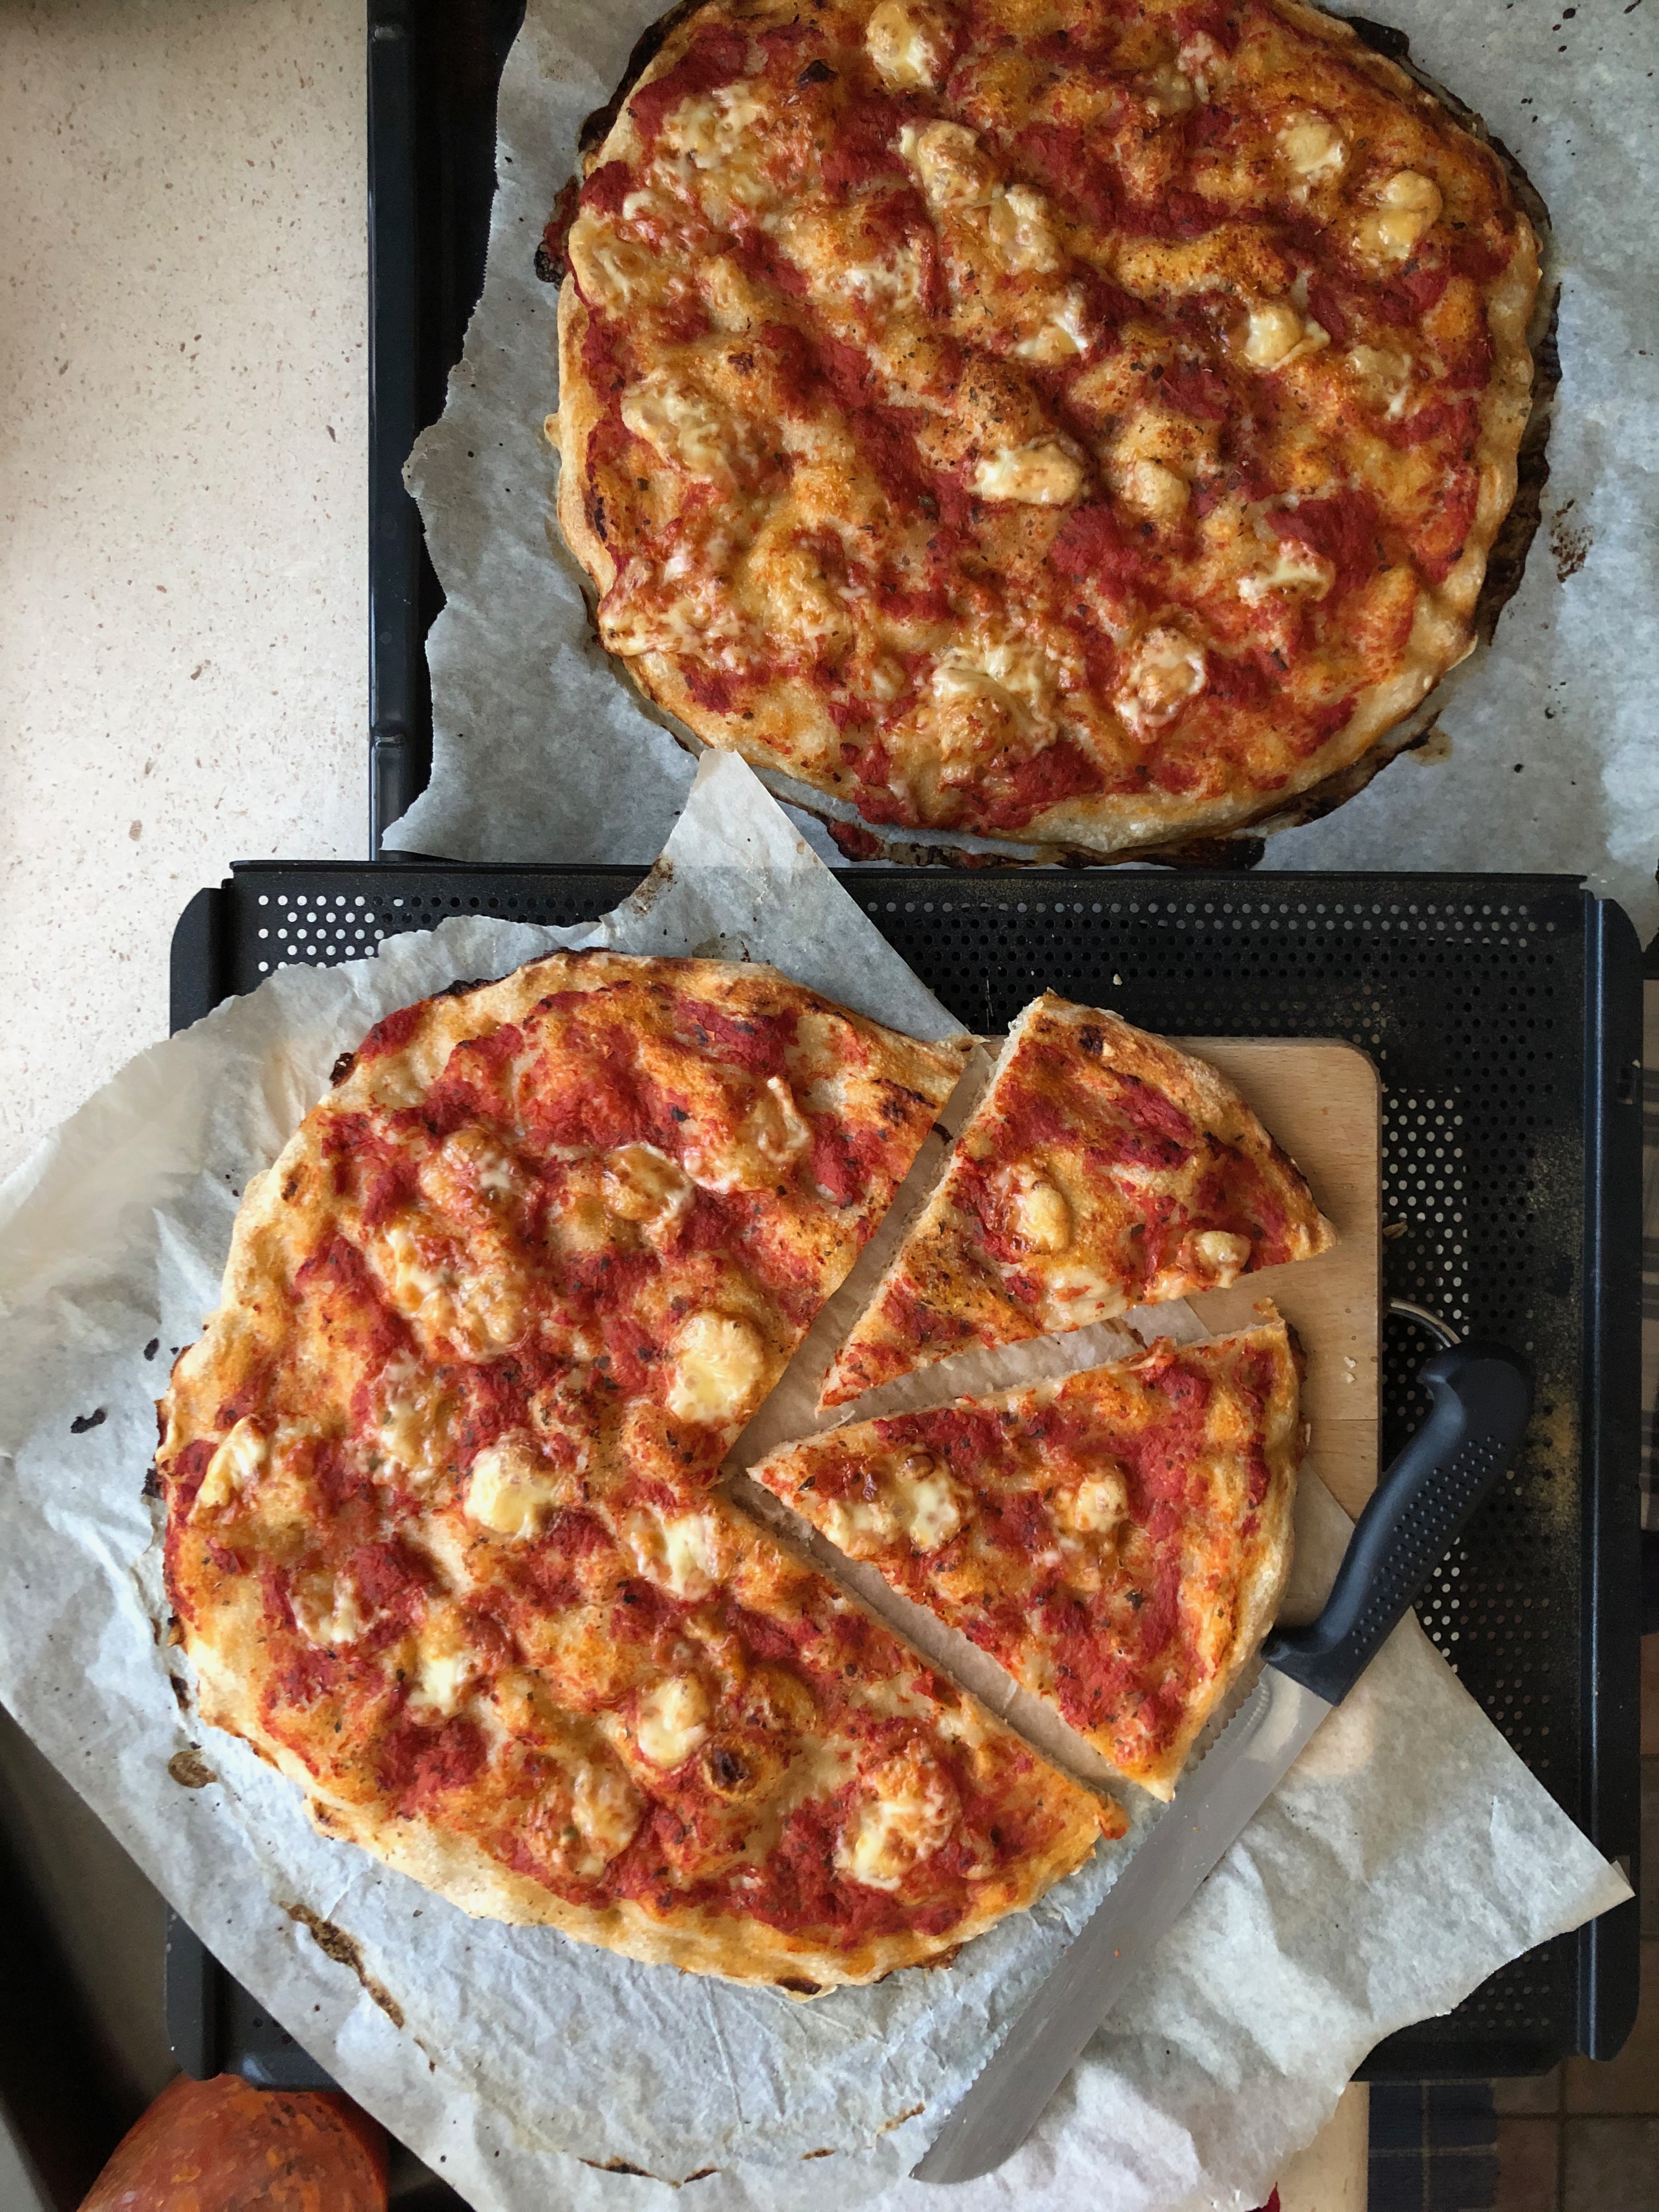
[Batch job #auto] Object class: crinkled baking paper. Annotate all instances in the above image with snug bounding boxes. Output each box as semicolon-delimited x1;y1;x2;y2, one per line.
0;757;1629;2212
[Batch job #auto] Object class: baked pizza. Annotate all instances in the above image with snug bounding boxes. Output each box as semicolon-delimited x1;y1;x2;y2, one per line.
156;953;1128;1988
821;992;1334;1406
757;1317;1302;1795
555;0;1539;855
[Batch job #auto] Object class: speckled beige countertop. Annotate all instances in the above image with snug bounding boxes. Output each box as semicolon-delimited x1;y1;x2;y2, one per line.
0;6;1368;2202
1;0;365;1186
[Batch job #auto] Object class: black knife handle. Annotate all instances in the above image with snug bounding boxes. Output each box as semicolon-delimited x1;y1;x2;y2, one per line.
1262;1343;1533;1707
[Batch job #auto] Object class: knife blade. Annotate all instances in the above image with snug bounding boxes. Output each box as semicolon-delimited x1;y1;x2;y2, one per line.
912;1338;1533;2187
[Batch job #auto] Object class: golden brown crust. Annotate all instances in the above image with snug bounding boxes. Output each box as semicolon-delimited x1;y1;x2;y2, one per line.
189;1487;1113;1990
159;952;1134;1988
759;1318;1304;1797
556;0;1538;856
822;993;1336;1406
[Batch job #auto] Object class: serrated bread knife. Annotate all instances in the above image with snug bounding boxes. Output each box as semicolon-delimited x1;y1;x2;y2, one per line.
912;1334;1532;2185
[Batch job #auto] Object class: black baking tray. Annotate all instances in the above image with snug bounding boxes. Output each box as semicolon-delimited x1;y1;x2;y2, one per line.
165;866;1644;2086
368;0;527;850
180;0;1640;2111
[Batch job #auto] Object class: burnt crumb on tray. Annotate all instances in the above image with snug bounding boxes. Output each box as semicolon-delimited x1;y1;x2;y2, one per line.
70;1408;106;1436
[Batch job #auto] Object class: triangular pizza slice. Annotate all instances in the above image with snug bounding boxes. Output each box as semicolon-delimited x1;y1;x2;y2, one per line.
820;994;1336;1409
755;1318;1304;1798
250;950;969;1505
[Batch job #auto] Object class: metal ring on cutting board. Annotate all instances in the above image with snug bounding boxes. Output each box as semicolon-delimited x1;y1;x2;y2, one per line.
1387;1297;1460;1349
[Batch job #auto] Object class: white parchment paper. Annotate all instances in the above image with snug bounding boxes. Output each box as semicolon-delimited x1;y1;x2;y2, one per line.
0;757;1629;2212
385;0;1659;941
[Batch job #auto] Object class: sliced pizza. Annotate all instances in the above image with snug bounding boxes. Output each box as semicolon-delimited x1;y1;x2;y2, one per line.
757;1318;1303;1797
168;1457;1118;1987
820;992;1335;1407
161;956;1130;1982
180;949;968;1511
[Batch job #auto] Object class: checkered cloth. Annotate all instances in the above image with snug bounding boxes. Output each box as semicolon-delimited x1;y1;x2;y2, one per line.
1368;2083;1498;2211
1643;981;1659;1532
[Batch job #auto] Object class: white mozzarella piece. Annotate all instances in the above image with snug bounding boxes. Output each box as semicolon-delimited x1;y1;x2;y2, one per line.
1114;627;1207;738
1279;114;1345;180
568;218;658;314
634;1674;711;1770
1013;289;1092;364
621;1506;725;1600
291;1573;369;1648
1346;343;1414;420
815;1484;895;1554
602;1142;694;1229
685;1075;811;1191
988;183;1061;274
822;240;924;312
1117;456;1190;524
1006;1169;1073;1254
464;1435;574;1538
900;120;995;210
1356;171;1443;262
1186;1227;1253;1278
1237;541;1337;605
972;439;1085;505
1140;61;1197;117
661;83;774;214
192;1418;267;1516
622;373;741;483
666;1311;768;1427
932;636;1055;725
1242;300;1329;371
1056;1468;1129;1537
374;1220;452;1316
569;1760;644;1874
891;1455;964;1551
836;1750;956;1889
408;1618;476;1719
1037;1260;1131;1326
866;0;950;89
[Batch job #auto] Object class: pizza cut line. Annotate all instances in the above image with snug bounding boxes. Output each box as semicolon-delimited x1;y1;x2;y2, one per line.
821;991;1336;1408
159;951;1133;1989
158;951;1324;1990
755;1317;1304;1798
555;0;1539;855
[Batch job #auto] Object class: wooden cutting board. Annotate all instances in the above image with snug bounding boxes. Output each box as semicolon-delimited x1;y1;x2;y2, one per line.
1173;1039;1380;1520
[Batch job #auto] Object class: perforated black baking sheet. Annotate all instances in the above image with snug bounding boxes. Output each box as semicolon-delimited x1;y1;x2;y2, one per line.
166;864;1643;2085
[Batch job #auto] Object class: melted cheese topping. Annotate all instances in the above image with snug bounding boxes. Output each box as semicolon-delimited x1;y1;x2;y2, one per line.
633;1673;712;1770
1356;170;1444;262
408;1613;477;1720
1115;628;1208;738
1000;1165;1073;1254
1280;114;1345;180
1237;540;1336;605
865;0;951;90
971;439;1085;506
291;1571;369;1647
836;1748;957;1888
465;1435;577;1538
602;1142;695;1230
162;956;1122;1983
620;1504;727;1599
193;1418;267;1516
563;0;1536;855
1054;1467;1129;1536
666;1310;769;1426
